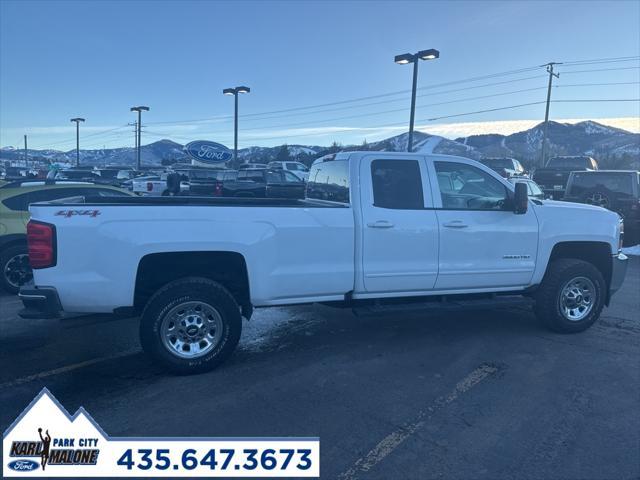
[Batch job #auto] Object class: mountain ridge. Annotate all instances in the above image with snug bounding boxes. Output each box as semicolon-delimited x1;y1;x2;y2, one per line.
2;120;638;169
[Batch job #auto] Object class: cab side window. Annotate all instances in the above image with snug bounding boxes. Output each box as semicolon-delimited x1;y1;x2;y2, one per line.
283;171;302;183
371;160;423;209
306;160;350;204
434;162;507;210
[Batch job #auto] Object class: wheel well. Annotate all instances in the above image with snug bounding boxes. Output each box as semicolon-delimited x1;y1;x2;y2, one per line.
548;241;612;288
134;252;251;316
0;237;27;255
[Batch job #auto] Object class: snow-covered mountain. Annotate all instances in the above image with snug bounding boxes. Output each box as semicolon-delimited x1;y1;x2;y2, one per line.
455;120;639;163
2;121;637;169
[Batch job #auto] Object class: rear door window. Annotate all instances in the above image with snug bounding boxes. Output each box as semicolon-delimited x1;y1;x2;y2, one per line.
371;160;423;209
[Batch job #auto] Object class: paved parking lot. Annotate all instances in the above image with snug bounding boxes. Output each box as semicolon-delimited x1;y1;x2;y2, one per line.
1;258;639;479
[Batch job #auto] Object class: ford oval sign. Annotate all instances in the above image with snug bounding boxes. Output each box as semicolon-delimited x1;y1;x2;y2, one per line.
184;141;232;164
8;460;39;472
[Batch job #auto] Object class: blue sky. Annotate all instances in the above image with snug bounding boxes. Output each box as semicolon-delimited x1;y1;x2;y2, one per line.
1;0;639;151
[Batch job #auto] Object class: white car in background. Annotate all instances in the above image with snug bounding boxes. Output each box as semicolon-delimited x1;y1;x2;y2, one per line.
267;161;310;181
132;173;189;196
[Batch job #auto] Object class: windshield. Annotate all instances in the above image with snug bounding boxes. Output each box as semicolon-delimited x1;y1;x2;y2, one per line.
56;170;96;179
569;173;635;195
549;157;591;168
96;170;119;179
482;159;512;169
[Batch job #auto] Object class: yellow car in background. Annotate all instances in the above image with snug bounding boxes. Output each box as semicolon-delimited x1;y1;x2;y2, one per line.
0;180;134;293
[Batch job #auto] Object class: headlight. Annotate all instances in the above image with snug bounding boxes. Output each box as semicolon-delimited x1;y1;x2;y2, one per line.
618;216;624;251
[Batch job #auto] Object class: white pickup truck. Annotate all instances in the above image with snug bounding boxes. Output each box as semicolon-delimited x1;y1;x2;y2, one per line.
20;152;628;373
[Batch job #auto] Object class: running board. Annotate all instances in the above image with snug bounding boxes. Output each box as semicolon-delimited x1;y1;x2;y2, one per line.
352;295;533;317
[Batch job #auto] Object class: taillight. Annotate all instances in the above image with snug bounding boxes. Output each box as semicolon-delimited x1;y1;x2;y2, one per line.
147;182;153;192
27;221;56;269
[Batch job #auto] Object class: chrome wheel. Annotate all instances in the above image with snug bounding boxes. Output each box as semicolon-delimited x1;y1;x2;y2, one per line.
4;253;32;289
559;276;596;321
160;301;223;359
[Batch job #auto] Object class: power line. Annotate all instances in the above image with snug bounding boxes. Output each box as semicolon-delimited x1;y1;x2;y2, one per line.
553;98;640;102
561;56;640;66
560;66;640;74
144;60;638;127
146;67;547;126
425;98;639;122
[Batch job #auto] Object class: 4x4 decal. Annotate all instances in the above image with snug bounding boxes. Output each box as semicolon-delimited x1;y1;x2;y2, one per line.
54;210;101;218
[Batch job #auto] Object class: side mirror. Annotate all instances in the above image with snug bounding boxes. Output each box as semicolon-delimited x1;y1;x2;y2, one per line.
514;182;528;214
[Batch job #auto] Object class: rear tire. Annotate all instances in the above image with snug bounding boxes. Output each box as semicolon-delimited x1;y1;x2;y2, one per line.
140;277;242;374
0;244;32;294
534;259;605;333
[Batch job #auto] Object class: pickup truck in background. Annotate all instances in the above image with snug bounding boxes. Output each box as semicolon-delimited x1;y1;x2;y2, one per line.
20;152;627;374
222;168;306;198
533;155;599;199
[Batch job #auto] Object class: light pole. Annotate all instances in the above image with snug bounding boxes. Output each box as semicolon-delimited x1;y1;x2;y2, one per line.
130;106;149;170
394;49;439;152
223;86;250;165
70;118;85;167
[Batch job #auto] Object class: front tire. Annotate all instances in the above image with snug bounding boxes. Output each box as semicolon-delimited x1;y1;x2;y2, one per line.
140;277;242;374
534;259;606;333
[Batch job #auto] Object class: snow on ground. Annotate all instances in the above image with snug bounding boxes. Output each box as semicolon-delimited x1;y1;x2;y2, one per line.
238;306;326;353
622;245;640;256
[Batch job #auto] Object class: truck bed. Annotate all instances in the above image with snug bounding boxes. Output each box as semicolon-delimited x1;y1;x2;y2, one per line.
40;195;348;208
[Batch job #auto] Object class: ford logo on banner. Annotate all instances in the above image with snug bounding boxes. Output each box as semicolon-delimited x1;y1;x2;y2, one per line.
184;141;233;164
8;460;39;471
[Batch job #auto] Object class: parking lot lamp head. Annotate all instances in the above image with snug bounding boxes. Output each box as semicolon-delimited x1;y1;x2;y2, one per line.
223;88;236;96
395;48;439;152
394;53;414;65
417;49;440;60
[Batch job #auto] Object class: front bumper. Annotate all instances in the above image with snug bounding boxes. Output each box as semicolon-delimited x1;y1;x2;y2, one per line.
18;285;63;319
609;252;628;299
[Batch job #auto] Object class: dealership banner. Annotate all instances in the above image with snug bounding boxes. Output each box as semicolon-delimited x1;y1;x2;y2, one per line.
3;389;319;477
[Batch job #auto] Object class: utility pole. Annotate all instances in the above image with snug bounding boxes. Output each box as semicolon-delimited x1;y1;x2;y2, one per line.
128;122;138;150
540;62;561;167
70;118;85;167
23;135;28;169
130;106;149;170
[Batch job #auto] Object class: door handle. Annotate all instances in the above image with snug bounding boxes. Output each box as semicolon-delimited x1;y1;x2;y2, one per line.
443;221;468;228
367;220;395;229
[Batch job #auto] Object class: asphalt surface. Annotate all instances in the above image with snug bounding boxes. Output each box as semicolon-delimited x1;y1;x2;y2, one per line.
1;258;639;479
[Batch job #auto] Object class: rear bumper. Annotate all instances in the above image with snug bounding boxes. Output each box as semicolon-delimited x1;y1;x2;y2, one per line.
18;285;63;319
609;252;628;299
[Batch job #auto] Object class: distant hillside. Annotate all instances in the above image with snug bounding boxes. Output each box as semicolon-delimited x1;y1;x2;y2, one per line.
455;120;639;167
2;120;638;169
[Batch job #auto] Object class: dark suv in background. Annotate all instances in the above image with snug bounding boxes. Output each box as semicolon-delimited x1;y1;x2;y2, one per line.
564;170;640;246
533;156;599;199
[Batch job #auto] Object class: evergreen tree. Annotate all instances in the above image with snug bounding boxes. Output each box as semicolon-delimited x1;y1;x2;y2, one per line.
276;144;290;162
